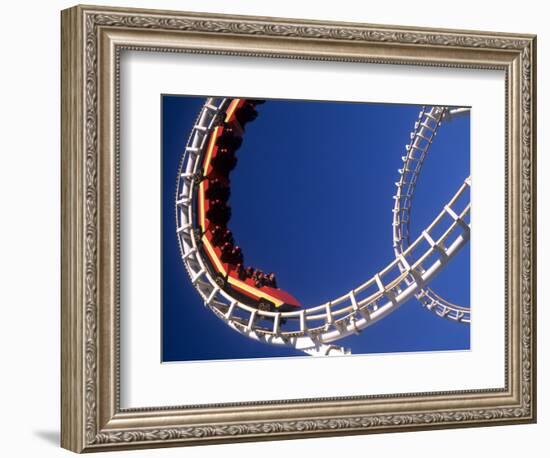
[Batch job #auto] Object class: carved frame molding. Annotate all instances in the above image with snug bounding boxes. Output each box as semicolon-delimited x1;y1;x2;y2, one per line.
61;4;536;453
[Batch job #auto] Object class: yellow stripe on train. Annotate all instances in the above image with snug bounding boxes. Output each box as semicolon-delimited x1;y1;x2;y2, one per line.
201;235;284;308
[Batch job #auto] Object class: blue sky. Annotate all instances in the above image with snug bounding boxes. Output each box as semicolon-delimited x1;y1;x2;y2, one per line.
162;95;470;362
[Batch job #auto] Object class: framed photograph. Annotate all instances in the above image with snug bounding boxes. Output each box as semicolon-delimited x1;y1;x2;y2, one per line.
61;4;537;453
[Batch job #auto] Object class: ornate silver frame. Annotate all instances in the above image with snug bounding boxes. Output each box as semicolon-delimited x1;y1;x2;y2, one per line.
61;4;537;453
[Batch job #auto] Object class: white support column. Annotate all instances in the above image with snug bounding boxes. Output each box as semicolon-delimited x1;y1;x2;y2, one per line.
224;300;236;320
299;310;307;332
247;310;257;331
273;313;281;335
206;286;219;305
191;268;205;285
324;303;333;328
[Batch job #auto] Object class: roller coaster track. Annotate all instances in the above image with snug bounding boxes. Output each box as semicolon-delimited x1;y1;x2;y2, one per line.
176;98;470;356
392;106;471;323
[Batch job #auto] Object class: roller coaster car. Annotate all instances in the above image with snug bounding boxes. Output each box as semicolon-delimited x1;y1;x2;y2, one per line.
205;199;231;226
195;98;302;313
211;149;238;176
247;99;266;105
234;103;258;127
210;225;233;247
216;130;243;151
205;178;230;201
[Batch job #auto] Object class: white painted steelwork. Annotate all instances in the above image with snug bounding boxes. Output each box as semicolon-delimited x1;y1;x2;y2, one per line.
392;106;471;323
175;98;471;355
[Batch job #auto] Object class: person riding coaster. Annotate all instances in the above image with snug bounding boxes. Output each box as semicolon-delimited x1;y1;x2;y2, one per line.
194;98;301;314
